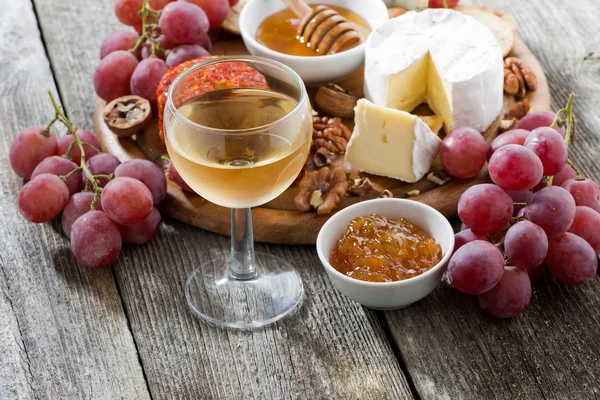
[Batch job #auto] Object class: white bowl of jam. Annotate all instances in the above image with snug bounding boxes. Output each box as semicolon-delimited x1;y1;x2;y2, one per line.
239;0;388;85
316;198;455;310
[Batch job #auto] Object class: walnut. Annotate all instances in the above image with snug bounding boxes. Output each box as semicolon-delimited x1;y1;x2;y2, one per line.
499;118;517;132
311;116;352;154
504;98;531;120
103;95;151;137
295;167;348;215
315;84;358;119
313;147;336;168
427;170;452;186
348;177;373;196
504;57;537;97
379;189;393;198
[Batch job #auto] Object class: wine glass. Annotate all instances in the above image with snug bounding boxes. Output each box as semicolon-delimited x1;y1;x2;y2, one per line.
164;56;312;329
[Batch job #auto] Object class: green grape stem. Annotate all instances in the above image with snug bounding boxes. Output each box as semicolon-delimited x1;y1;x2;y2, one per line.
129;0;165;58
47;91;104;198
546;92;577;186
442;0;449;8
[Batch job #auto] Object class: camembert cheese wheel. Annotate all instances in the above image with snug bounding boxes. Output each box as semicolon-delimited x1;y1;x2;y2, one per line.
364;9;504;132
346;99;441;183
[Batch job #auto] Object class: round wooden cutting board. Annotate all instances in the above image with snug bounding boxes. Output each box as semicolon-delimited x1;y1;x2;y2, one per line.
94;15;550;245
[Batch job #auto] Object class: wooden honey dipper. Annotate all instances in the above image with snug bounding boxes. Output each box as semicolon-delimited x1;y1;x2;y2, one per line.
281;0;367;55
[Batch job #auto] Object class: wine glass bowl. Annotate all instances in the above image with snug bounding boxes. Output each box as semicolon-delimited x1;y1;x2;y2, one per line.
164;56;311;328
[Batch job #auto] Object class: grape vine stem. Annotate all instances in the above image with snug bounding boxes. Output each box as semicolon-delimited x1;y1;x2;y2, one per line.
130;0;164;58
546;92;576;186
47;91;103;208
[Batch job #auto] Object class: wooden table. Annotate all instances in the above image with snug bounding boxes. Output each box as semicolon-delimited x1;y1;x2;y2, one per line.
1;0;599;398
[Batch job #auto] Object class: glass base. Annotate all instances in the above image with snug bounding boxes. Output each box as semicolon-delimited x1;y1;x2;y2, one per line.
185;252;304;329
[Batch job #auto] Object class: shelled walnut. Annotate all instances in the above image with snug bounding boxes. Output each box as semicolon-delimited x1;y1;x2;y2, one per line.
504;57;537;97
295;167;348;215
311;116;352;154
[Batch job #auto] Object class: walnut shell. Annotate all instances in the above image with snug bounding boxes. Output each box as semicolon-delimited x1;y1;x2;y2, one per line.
315;84;358;119
103;95;152;137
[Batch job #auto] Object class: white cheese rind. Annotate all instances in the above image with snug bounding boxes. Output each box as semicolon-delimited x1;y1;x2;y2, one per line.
364;9;504;132
345;99;441;183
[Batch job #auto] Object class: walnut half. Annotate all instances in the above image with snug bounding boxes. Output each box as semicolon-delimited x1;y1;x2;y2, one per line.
103;95;152;137
295;167;348;215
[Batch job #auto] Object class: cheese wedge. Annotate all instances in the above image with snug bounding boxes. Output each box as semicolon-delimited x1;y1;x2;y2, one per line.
365;9;504;132
346;99;441;183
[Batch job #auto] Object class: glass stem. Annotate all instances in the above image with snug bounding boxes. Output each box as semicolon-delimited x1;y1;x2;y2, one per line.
230;208;257;280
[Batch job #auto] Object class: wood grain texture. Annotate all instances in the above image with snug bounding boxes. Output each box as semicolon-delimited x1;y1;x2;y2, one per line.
33;0;414;398
93;35;550;244
382;1;600;399
0;0;150;399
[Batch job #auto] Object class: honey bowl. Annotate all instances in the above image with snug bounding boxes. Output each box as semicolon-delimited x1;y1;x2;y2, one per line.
239;0;388;85
316;199;455;310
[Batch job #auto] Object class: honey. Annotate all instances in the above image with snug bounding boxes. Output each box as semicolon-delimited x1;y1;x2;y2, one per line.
255;5;371;57
329;214;442;282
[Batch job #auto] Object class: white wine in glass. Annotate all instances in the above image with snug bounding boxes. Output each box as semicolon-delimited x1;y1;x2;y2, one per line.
164;57;312;329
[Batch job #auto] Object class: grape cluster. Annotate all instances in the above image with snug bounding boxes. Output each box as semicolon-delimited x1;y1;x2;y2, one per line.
448;94;599;318
10;93;165;269
95;0;238;105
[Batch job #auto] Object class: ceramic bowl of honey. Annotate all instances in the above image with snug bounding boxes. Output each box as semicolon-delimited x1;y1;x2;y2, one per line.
239;0;388;85
316;198;455;310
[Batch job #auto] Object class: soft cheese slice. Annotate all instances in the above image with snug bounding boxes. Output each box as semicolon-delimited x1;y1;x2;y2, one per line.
346;99;441;183
381;0;428;10
365;9;504;132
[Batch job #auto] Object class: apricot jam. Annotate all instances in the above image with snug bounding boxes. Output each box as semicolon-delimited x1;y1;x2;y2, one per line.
329;214;442;282
255;5;370;57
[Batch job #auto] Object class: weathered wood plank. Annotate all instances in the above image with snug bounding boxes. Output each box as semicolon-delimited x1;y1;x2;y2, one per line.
32;0;414;398
383;1;600;399
0;0;150;398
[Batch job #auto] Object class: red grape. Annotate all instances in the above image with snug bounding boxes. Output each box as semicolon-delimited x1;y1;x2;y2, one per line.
523;186;576;238
9;126;58;179
168;162;194;193
515;110;565;137
561;178;600;213
62;192;103;238
182;0;230;28
504;221;548;270
70;211;122;269
57;130;101;165
31;156;82;195
130;58;169;106
228;0;239;5
552;164;577;187
84;153;121;188
527;263;546;280
457;184;513;234
166;44;211;67
546;233;598;285
448;240;505;295
114;159;167;204
487;129;530;160
18;174;69;223
429;0;459;7
478;266;531;318
488;144;543;191
440;127;486;179
195;32;212;52
149;0;175;9
94;50;139;102
119;207;161;244
101;177;153;225
568;206;600;254
453;229;488;255
114;0;143;26
524;127;567;176
159;2;209;45
100;30;140;59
